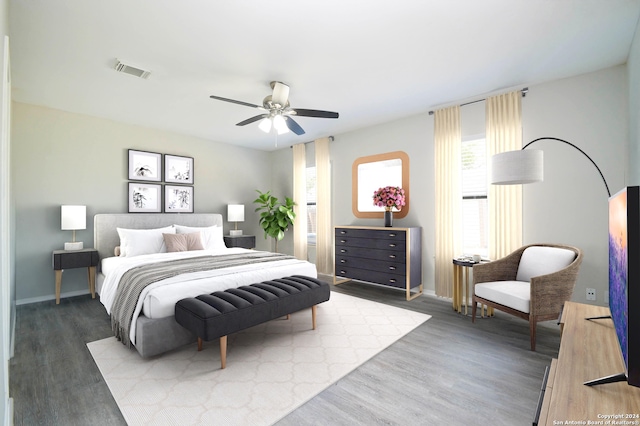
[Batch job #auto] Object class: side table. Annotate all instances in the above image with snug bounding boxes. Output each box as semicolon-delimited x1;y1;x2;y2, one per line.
223;235;256;249
52;248;99;304
452;258;493;316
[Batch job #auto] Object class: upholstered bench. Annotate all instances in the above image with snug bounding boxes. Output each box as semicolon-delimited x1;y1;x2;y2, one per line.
175;275;330;369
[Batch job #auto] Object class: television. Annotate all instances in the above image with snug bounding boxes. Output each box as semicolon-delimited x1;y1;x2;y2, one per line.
585;186;640;387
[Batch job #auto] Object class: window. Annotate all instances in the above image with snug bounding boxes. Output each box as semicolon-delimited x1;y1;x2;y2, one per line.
306;166;317;245
461;137;488;257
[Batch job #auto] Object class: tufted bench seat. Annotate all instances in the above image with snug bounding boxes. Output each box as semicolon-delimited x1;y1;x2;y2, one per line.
175;275;330;369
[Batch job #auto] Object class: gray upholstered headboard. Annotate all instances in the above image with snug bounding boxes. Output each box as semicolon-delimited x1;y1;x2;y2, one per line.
93;213;223;265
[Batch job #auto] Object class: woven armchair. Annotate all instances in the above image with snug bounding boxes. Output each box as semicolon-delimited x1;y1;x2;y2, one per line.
471;243;583;351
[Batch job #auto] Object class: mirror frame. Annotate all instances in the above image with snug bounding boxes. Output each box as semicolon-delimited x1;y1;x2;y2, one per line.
352;150;410;219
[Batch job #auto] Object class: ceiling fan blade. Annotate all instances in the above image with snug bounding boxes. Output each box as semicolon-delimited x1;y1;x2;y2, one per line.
209;95;262;109
292;109;339;119
271;81;290;108
236;114;268;126
284;116;305;135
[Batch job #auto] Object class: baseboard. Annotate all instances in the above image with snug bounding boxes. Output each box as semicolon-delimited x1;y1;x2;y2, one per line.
16;289;91;306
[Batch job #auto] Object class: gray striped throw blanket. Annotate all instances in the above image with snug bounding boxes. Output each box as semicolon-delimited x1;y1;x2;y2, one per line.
111;251;294;347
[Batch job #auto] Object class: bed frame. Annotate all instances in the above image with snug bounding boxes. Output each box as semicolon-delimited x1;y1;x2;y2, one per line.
94;213;223;357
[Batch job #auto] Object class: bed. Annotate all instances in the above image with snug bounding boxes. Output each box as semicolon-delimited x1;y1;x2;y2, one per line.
94;213;318;357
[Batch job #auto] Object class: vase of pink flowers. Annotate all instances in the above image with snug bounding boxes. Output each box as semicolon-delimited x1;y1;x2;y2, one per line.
373;186;406;227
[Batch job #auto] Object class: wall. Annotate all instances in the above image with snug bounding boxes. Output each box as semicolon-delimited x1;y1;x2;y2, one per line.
11;103;273;303
275;114;436;292
279;65;627;303
629;15;640;185
522;65;627;306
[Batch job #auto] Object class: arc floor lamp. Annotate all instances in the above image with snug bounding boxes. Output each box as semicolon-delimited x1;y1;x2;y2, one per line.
490;136;611;197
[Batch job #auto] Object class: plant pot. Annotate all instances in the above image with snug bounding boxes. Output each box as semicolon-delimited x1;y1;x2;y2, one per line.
384;210;393;227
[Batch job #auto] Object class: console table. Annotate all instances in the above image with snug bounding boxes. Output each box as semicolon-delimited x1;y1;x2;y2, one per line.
535;301;640;425
334;226;422;300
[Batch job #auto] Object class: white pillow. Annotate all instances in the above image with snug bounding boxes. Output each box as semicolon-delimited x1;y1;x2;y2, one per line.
117;226;176;257
516;246;576;282
174;224;225;251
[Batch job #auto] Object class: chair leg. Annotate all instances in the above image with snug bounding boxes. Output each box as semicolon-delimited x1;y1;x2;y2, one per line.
471;297;477;323
530;319;537;351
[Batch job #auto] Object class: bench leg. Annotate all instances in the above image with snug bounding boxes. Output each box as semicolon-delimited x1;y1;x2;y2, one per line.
197;337;203;351
220;335;228;369
312;305;317;330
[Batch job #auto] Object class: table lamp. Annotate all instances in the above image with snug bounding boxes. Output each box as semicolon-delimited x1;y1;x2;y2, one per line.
228;204;244;236
61;205;86;250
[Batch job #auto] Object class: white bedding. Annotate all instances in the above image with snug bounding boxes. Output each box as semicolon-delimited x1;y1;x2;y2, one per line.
98;247;318;344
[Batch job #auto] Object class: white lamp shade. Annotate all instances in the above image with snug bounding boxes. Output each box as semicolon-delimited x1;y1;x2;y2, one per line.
227;204;245;222
258;118;272;133
272;115;289;134
61;205;86;230
491;149;544;185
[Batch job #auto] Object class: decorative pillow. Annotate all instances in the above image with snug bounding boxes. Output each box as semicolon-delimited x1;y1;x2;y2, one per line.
174;224;225;250
516;246;576;282
163;232;204;253
117;226;176;257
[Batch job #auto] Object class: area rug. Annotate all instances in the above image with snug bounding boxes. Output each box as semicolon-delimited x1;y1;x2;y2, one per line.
87;292;430;425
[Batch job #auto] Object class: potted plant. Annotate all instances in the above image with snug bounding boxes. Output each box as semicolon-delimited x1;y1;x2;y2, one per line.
253;190;296;252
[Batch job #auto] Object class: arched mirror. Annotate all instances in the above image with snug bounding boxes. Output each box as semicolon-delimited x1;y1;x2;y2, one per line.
352;151;409;218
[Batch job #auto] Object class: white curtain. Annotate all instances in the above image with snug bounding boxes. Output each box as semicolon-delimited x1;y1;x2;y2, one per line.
315;137;333;275
292;143;307;260
486;91;523;260
434;106;462;298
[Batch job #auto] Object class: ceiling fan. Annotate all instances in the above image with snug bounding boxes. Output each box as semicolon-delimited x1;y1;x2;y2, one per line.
209;81;339;136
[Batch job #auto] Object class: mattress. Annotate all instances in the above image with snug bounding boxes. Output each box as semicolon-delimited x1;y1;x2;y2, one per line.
98;247;317;344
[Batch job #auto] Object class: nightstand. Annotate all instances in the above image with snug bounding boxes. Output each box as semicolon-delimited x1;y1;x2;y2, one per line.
52;248;99;304
223;235;256;249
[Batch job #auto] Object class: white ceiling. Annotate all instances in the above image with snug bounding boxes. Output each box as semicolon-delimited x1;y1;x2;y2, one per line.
9;1;640;151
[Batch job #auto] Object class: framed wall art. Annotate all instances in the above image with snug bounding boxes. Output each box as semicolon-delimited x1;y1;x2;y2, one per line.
128;149;162;182
128;183;162;213
164;185;193;213
164;154;194;184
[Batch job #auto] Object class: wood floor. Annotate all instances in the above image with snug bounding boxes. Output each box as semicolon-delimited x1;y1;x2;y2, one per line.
10;281;560;425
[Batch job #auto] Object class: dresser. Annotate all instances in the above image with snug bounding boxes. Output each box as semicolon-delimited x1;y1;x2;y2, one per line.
334;226;422;300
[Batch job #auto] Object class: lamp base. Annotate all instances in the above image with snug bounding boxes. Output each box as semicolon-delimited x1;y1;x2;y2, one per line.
64;241;83;251
229;230;243;236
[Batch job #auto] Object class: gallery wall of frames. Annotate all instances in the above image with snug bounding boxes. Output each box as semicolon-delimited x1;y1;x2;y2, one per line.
127;149;194;213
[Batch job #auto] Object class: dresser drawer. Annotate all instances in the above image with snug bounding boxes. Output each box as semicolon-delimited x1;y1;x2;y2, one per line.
335;236;405;252
335;246;406;263
336;255;405;276
335;227;406;241
335;266;407;289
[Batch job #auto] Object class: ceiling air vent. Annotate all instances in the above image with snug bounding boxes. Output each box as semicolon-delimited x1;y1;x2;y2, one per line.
114;60;151;79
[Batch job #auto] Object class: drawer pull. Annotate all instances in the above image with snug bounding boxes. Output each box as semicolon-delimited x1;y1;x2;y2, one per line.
340;249;347;253
340;230;346;234
340;259;346;263
389;233;396;237
389;266;396;271
389;279;396;283
340;240;346;243
389;243;396;247
389;254;396;259
340;270;346;274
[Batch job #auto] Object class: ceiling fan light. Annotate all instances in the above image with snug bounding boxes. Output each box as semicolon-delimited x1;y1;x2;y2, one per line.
273;115;289;134
258;117;272;133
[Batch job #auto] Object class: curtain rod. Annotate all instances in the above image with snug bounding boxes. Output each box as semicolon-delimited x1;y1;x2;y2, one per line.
428;87;528;115
290;136;334;148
